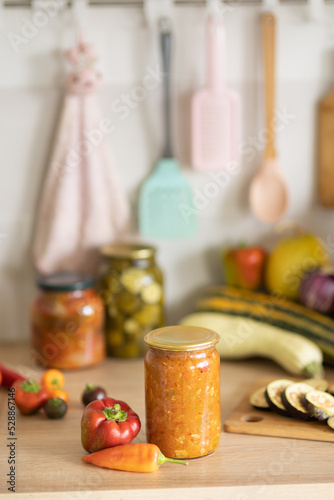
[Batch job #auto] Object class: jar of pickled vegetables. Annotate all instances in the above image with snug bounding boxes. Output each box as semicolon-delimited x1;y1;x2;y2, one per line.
144;326;221;459
99;243;164;358
31;273;105;369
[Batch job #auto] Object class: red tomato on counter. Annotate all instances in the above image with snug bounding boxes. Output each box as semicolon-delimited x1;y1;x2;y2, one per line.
223;245;267;291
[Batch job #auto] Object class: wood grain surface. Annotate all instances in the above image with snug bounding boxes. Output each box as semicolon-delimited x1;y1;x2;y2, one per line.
224;377;334;442
318;87;334;207
263;12;276;160
1;344;334;499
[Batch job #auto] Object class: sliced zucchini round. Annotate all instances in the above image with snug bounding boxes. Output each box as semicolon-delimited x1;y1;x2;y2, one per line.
301;378;328;392
265;379;293;416
327;383;334;396
249;386;270;411
327;416;334;430
301;390;334;421
281;382;314;420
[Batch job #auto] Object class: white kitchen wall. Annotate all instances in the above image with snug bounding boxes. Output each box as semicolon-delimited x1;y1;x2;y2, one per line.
1;2;334;341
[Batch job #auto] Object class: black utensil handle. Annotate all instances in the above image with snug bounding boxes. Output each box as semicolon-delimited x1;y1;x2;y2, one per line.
159;17;173;158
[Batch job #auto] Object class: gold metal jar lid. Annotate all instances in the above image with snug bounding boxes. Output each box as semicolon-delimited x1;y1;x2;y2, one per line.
100;243;156;259
144;325;220;352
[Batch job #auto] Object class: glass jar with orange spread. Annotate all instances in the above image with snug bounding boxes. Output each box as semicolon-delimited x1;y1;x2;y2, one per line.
144;326;221;459
31;273;105;369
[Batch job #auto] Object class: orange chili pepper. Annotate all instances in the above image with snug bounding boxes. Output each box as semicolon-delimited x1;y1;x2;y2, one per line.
48;388;68;402
41;369;65;391
81;443;188;473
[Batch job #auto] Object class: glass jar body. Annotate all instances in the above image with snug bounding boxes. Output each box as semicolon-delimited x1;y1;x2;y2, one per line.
31;288;105;369
99;255;164;358
145;345;221;459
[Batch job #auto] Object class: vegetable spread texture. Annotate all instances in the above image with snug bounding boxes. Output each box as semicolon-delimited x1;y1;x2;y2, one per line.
145;347;221;459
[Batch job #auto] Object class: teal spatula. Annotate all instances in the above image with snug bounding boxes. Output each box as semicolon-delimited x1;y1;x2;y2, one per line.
139;17;197;239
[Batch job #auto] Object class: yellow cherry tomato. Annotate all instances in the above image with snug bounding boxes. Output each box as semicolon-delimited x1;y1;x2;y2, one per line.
41;369;65;391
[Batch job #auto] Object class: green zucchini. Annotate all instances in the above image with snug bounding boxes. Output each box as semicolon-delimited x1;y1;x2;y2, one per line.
265;379;293;416
327;383;334;395
281;382;314;420
249;386;270;411
327;416;334;430
301;390;334;421
300;378;329;392
194;286;334;364
180;312;324;378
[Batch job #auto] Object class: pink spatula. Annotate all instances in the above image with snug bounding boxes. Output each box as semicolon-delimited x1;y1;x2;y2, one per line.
191;15;240;171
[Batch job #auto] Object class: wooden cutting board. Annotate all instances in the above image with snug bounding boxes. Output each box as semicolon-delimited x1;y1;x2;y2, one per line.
224;377;334;442
319;87;334;207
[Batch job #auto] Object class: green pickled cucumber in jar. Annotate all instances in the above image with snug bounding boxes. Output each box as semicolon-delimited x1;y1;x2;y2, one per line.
98;244;164;358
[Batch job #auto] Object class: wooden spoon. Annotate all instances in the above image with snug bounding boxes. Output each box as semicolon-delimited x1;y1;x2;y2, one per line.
249;13;288;223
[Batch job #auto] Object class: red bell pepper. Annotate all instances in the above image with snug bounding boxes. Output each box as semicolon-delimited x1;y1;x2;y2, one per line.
81;397;141;453
12;380;49;415
0;364;26;389
223;244;266;291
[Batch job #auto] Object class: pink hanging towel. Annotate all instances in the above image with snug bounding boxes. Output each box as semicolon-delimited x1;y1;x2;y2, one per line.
33;40;131;275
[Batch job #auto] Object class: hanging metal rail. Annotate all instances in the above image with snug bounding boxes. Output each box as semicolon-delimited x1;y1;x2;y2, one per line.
2;0;308;7
4;0;204;6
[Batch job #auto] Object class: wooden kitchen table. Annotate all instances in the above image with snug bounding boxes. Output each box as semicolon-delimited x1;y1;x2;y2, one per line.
1;343;334;500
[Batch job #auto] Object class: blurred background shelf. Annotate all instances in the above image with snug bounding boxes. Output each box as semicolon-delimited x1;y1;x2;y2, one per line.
3;0;317;7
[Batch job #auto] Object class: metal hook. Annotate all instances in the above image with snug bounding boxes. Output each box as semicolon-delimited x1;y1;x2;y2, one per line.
308;0;324;23
72;0;88;42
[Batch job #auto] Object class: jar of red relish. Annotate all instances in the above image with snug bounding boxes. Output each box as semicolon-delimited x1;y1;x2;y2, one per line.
31;273;105;369
144;326;221;459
